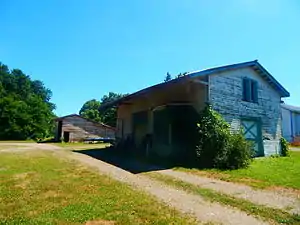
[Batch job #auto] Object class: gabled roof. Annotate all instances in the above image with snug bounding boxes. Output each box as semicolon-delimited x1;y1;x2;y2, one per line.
55;114;115;130
187;60;289;97
281;104;300;113
99;60;290;111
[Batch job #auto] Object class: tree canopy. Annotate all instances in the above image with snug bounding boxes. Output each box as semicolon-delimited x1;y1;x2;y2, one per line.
164;72;172;82
164;72;188;81
79;99;102;123
79;92;127;127
175;72;188;78
0;62;56;140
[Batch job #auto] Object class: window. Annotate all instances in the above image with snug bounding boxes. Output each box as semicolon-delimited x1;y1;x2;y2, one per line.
243;78;258;103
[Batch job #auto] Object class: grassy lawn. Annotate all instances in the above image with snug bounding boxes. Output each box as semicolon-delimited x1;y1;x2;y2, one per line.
147;172;300;225
176;151;300;190
0;151;196;225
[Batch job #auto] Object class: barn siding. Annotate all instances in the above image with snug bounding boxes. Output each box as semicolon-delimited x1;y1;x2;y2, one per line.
57;116;115;142
209;68;282;156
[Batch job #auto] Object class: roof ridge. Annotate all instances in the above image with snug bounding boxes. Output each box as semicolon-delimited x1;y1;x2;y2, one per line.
99;60;290;111
186;60;258;76
55;114;115;129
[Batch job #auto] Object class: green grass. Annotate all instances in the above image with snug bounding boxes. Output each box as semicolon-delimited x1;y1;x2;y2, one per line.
0;151;196;225
147;172;300;225
176;151;300;190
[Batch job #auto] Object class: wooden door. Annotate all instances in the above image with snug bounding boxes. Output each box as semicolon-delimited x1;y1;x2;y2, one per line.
241;118;263;157
63;131;70;142
57;121;62;141
132;111;148;149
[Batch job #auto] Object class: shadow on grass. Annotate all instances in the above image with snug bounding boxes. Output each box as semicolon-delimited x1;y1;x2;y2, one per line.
72;147;171;174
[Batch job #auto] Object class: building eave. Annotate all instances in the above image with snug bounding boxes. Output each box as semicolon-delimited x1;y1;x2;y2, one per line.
281;104;300;113
99;60;290;111
55;114;116;130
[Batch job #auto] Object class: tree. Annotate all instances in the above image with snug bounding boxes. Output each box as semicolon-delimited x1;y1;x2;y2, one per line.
0;62;56;140
79;92;127;127
100;92;126;127
164;72;172;82
79;99;102;123
175;72;188;79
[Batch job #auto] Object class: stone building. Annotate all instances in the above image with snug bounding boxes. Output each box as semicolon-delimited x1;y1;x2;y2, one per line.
99;60;289;157
55;114;115;142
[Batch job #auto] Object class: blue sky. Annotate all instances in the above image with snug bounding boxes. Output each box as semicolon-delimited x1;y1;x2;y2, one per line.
1;0;299;116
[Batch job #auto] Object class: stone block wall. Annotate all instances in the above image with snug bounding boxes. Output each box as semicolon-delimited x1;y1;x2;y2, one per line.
209;67;282;155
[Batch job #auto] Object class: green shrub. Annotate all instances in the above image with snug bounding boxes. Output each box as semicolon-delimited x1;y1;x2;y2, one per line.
195;105;230;168
195;105;253;169
219;133;254;169
280;137;290;157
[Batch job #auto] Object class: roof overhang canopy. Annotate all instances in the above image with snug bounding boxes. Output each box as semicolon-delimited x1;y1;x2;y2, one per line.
99;60;290;111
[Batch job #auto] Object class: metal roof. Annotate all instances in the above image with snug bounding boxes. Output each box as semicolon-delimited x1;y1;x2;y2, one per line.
187;60;289;97
281;104;300;113
55;114;115;130
99;60;290;111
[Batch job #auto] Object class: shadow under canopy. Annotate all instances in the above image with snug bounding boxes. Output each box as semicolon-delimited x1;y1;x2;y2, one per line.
73;147;170;174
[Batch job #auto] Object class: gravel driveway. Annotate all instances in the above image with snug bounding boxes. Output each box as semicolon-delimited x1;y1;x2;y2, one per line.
68;152;268;225
156;169;300;214
291;147;300;152
2;143;294;224
0;142;62;151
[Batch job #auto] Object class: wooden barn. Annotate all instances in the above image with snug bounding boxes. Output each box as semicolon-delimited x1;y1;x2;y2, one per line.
54;114;115;142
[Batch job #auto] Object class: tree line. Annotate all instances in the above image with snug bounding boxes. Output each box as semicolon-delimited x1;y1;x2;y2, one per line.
0;62;56;140
0;61;126;140
1;61;182;140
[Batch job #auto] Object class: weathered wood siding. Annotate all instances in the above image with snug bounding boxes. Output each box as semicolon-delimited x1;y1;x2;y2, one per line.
57;116;115;142
209;67;282;155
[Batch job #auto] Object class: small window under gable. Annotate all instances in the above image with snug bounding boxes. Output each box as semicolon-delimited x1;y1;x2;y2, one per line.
243;78;258;103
